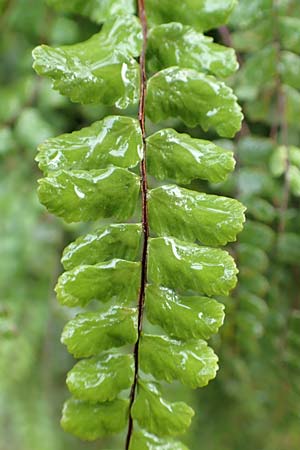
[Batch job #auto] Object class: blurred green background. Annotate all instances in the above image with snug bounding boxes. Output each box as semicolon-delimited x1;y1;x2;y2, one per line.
0;1;299;449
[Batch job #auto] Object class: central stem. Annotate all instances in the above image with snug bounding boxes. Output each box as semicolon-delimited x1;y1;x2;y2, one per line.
125;1;148;448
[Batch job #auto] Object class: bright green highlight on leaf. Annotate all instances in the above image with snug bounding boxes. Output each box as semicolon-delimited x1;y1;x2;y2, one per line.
38;167;140;223
148;185;246;246
56;259;140;307
146;285;225;340
140;335;218;388
61;306;138;358
66;352;134;402
37;116;142;174
62;223;142;270
61;397;128;441
145;0;237;31
148;237;238;297
147;128;235;184
132;380;194;437
32;16;142;107
146;67;243;136
147;23;238;78
48;0;135;24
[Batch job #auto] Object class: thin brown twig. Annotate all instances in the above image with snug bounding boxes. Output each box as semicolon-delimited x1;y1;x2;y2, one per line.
125;1;148;448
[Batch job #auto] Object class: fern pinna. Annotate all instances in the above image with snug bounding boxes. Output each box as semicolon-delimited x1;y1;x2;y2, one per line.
32;1;245;448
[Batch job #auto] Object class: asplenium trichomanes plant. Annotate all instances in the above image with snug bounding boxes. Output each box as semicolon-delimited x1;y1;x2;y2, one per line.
32;0;245;448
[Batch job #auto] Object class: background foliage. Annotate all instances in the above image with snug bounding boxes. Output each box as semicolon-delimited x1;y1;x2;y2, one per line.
0;1;299;449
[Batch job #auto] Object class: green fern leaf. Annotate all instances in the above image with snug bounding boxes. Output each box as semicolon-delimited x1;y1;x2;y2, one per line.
148;185;246;245
61;306;138;358
132;380;194;437
148;237;238;297
129;430;189;450
147;23;238;77
140;335;218;388
146;67;243;136
32;16;142;107
147;128;235;184
37;116;143;173
145;0;237;31
146;285;225;340
61;223;142;270
61;397;129;440
56;259;140;307
38;167;140;222
66;352;134;402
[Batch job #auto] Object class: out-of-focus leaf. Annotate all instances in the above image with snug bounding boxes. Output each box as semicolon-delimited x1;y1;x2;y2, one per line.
48;0;135;24
229;0;272;29
279;16;300;54
146;67;242;137
0;77;35;123
15;108;55;151
147;128;235;184
290;146;300;169
237;136;274;166
239;270;269;297
67;352;134;402
269;145;287;177
231;20;272;52
147;23;238;77
280;51;300;90
61;306;138;358
236;46;276;100
239;220;275;251
238;291;268;320
242;197;276;223
277;233;300;265
140;334;218;388
237;168;276;197
290;165;300;196
237;244;269;273
0;128;16;156
61;397;128;440
285;85;300;128
148;185;245;246
146;285;224;340
286;311;300;355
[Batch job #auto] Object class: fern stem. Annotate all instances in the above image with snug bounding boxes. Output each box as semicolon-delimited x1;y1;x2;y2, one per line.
125;1;148;448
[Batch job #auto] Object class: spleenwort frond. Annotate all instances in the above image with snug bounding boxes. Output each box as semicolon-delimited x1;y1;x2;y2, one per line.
32;1;245;448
